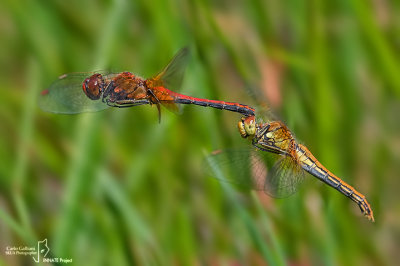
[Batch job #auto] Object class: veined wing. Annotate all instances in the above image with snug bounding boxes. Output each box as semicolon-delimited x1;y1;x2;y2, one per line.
39;72;111;114
264;155;304;198
146;47;190;115
205;148;304;198
148;47;190;92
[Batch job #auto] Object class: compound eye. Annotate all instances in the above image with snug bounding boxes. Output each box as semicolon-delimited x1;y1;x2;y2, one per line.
238;119;247;138
243;116;256;136
82;73;103;100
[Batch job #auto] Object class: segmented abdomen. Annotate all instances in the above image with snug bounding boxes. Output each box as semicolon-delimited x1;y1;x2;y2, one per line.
295;144;374;221
173;94;255;116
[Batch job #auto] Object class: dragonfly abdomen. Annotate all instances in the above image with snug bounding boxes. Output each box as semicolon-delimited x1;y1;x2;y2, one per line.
174;96;255;116
296;144;374;221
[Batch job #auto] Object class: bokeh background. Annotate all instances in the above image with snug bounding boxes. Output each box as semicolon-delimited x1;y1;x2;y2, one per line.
0;0;399;265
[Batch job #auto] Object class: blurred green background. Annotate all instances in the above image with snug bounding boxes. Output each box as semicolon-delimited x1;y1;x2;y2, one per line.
0;0;399;265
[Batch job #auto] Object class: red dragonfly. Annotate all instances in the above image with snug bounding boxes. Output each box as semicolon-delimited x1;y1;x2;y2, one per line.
39;48;255;121
207;116;374;221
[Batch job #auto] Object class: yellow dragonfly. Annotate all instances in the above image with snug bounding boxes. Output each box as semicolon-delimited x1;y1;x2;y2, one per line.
207;115;374;222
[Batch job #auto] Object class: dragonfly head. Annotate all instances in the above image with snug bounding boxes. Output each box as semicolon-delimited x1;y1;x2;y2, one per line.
238;116;256;139
83;73;104;100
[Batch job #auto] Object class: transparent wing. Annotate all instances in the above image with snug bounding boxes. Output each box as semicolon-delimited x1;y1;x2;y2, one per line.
159;101;182;115
38;72;111;114
205;148;305;198
264;156;304;198
254;107;277;124
148;47;190;92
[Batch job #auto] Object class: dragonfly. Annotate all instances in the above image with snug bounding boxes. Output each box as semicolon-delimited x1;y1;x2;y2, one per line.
207;115;374;222
39;48;255;121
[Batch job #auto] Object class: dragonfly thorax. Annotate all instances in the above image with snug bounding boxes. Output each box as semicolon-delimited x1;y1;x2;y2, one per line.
253;121;297;156
83;73;105;100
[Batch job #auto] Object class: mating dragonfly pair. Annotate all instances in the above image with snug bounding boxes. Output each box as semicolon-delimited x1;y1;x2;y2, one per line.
39;48;374;222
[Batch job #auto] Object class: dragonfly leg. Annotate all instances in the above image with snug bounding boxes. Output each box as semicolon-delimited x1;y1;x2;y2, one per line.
156;103;161;123
106;99;150;108
146;88;162;123
253;141;287;155
102;80;115;100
